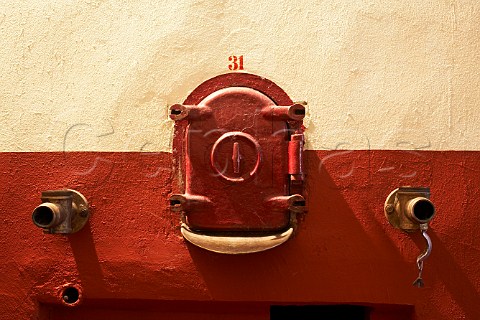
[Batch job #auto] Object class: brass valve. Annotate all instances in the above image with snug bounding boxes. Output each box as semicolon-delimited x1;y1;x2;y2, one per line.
384;187;435;287
384;187;435;232
32;189;90;234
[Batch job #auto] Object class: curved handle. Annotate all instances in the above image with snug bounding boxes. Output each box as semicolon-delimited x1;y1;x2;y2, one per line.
180;224;294;254
417;228;432;269
412;225;432;288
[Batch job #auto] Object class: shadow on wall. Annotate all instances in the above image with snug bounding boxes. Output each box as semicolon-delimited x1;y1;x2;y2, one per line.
426;232;480;319
69;223;107;297
40;300;269;320
184;151;413;306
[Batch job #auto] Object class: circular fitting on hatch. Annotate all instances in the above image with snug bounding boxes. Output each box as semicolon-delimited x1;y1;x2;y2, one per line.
210;131;262;183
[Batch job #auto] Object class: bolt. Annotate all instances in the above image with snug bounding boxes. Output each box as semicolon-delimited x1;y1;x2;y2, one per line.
385;204;394;214
79;209;88;218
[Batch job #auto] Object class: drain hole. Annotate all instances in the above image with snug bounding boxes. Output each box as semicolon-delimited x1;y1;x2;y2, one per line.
171;109;182;115
294;108;305;115
62;287;79;305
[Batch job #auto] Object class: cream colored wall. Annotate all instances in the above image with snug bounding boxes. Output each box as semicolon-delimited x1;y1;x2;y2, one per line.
1;0;479;152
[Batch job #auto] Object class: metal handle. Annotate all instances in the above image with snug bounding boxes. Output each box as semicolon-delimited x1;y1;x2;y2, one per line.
417;227;432;268
180;223;293;254
413;224;432;288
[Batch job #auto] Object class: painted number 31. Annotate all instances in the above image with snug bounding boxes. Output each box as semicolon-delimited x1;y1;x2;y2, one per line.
228;55;244;71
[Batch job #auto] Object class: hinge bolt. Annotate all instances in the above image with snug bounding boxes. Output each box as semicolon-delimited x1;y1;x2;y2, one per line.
385;204;394;214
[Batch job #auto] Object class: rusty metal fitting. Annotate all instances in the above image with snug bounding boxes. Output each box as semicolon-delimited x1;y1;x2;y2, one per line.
169;194;212;213
32;189;90;234
384;187;435;232
261;104;306;121
32;202;65;229
169;104;211;121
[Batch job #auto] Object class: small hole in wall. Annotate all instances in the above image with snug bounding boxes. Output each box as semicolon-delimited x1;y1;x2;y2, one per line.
62;287;80;305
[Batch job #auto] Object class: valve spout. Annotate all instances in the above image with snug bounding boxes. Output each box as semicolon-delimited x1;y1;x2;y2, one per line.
32;203;64;228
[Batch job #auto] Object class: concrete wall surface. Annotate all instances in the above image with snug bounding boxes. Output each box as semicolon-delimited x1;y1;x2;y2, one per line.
0;1;479;319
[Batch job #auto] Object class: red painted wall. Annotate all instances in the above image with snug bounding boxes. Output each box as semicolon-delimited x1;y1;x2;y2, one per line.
0;150;479;319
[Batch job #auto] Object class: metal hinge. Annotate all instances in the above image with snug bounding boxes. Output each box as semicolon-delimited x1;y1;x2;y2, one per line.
288;133;304;194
